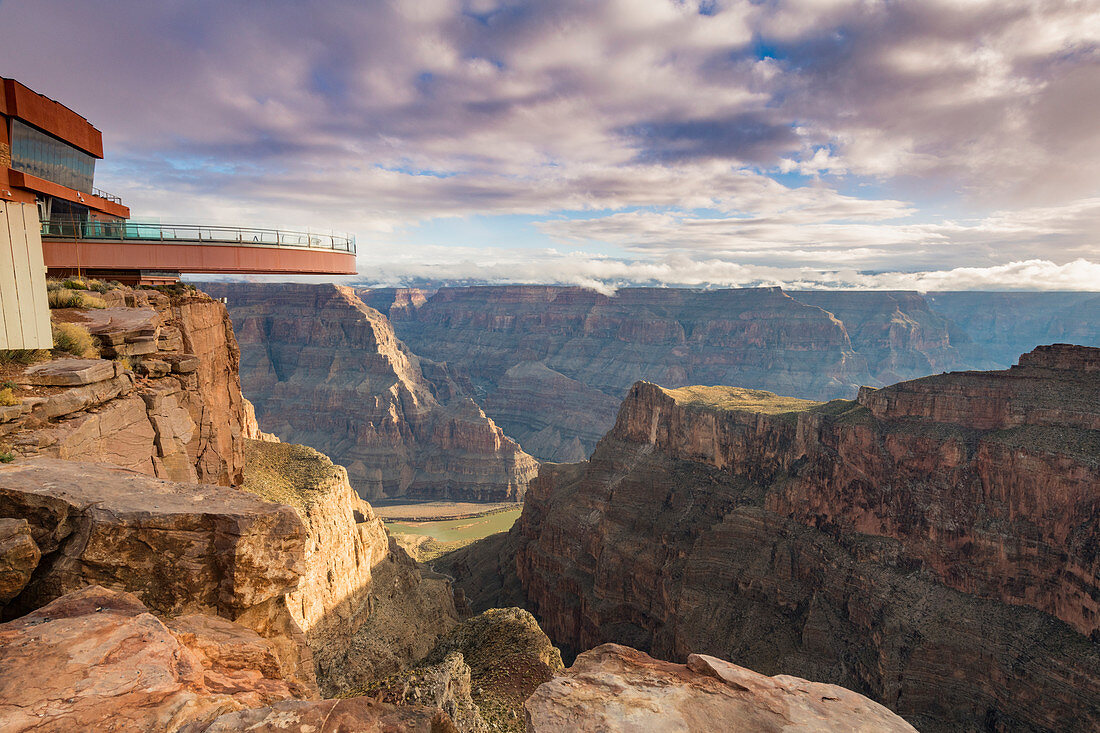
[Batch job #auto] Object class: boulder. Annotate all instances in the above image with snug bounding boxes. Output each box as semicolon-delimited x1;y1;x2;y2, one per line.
21;358;115;386
0;586;302;732
0;517;39;603
0;458;304;620
525;643;917;732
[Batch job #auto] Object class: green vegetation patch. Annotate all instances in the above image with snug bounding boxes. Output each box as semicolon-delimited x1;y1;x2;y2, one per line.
810;398;875;425
0;349;49;366
662;384;822;414
241;439;342;511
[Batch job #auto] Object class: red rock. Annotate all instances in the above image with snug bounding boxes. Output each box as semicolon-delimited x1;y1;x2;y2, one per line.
444;346;1100;731
202;283;537;502
5;286;251;486
0;517;38;604
0;458;304;622
0;586;303;732
525;643;917;732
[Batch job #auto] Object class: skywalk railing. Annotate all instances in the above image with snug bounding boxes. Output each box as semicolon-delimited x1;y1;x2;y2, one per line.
90;187;124;204
41;219;356;254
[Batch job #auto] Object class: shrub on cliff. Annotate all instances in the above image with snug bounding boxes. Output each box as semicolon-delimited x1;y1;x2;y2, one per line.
52;323;98;358
0;350;48;366
0;387;18;406
46;287;107;309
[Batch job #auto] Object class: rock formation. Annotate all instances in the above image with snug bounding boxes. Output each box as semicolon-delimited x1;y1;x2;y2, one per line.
1;285;248;486
203;283;537;501
240;438;460;696
791;290;965;383
927;291;1100;367
364;285;971;462
0;586;309;732
526;643;917;732
361;285;1100;463
443;345;1100;732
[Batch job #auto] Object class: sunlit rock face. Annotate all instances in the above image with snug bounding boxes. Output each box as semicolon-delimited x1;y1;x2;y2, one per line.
525;643;918;733
3;286;250;486
443;346;1100;732
204;283;537;502
239;439;461;697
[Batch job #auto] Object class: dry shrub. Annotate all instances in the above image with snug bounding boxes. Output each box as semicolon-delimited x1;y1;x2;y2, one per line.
0;349;49;366
47;288;82;309
52;322;98;358
46;288;107;309
0;388;18;406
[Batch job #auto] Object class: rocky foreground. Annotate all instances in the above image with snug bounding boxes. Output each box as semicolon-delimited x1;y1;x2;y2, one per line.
443;345;1100;732
204;283;537;502
0;285;915;731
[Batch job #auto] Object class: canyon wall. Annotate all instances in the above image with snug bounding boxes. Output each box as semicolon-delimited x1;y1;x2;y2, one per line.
363;285;1098;463
1;286;249;485
444;345;1100;732
366;285;879;461
203;283;537;502
926;291;1100;367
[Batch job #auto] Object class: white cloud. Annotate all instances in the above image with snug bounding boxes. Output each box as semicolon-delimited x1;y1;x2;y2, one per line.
1;0;1097;286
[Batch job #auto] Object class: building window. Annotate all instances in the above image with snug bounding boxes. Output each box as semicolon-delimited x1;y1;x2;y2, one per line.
9;118;95;193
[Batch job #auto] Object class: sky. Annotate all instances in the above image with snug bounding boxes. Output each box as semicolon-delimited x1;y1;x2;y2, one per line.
2;0;1099;291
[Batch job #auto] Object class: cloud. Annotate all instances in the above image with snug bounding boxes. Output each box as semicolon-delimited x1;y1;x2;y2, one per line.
351;246;1100;294
1;0;1097;287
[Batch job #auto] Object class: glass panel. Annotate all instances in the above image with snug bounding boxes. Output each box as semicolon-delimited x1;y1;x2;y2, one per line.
9;118;96;193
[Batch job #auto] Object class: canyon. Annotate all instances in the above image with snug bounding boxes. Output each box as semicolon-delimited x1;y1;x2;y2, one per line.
0;283;917;731
442;344;1100;732
362;285;1099;461
203;283;537;502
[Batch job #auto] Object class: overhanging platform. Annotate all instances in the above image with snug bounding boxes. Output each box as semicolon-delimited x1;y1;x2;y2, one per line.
41;221;357;282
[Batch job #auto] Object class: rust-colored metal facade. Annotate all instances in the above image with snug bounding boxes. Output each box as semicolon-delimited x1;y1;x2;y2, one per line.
1;77;356;283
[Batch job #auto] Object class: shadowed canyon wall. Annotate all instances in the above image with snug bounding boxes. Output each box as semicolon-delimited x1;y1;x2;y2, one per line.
204;283;537;502
443;346;1100;732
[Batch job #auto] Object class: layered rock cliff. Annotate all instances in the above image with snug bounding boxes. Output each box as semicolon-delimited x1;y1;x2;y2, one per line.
366;285;876;461
1;286;248;485
203;283;537;501
444;345;1100;732
364;285;1099;463
240;439;459;696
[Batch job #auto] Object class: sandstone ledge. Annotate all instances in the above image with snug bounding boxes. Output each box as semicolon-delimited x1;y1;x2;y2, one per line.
0;457;304;619
0;586;306;732
526;643;916;732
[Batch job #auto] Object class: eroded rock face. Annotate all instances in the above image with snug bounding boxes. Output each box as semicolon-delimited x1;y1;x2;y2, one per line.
364;285;988;461
241;439;459;696
203;283;537;501
446;346;1100;732
526;644;917;733
3;286;249;486
0;458;304;625
0;517;39;603
0;586;305;733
